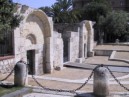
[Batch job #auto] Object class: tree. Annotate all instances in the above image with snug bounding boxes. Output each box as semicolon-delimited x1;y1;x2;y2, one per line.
0;0;22;43
39;6;53;17
81;2;110;22
101;11;129;42
81;0;111;43
0;0;21;31
52;0;80;23
92;0;111;6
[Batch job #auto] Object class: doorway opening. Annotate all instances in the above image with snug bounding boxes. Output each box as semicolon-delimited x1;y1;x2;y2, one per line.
27;50;35;75
84;44;86;57
63;40;69;62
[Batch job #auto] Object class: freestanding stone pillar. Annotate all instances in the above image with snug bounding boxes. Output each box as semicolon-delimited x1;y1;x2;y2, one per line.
14;61;28;86
93;66;109;97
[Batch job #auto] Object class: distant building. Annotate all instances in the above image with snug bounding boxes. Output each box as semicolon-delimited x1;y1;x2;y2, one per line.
73;0;129;12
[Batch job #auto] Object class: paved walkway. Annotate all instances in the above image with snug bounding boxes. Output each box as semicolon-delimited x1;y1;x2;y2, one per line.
84;56;129;66
23;92;129;97
114;51;129;60
28;73;129;84
64;62;129;73
23;93;72;97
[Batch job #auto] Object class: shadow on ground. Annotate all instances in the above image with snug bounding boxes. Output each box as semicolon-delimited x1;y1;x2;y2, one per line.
74;92;95;97
0;83;15;88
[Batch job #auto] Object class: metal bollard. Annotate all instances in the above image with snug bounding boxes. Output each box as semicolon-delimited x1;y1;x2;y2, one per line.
93;66;109;97
14;61;28;86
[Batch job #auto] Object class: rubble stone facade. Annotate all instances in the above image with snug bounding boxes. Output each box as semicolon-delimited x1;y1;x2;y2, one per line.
0;5;95;75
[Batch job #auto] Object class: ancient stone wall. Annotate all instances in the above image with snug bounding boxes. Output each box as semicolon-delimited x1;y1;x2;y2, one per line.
14;4;54;75
0;58;15;73
63;31;79;62
0;4;95;75
54;23;79;33
53;31;63;70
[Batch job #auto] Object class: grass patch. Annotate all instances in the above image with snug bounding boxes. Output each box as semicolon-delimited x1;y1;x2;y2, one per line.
0;86;23;96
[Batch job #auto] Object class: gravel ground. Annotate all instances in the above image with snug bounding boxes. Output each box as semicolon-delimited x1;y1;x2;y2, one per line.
0;67;128;83
28;78;129;93
43;67;128;79
114;51;129;60
0;67;128;93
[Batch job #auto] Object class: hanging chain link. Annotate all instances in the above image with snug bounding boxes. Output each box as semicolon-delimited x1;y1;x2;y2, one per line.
32;75;76;94
0;67;14;81
0;60;16;82
31;65;102;94
2;60;128;94
32;70;94;94
0;60;27;82
107;66;129;92
32;64;129;93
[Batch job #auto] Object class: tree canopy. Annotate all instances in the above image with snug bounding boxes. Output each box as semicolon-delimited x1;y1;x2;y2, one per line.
39;6;53;17
40;0;81;23
80;0;111;22
0;0;21;32
101;11;129;42
81;2;110;22
81;0;129;43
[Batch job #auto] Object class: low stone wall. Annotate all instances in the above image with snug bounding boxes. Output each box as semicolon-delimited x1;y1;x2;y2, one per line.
109;50;129;64
0;58;15;73
94;50;112;56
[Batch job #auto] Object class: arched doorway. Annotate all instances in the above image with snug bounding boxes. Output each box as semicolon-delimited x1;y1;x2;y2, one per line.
25;34;36;75
22;10;53;75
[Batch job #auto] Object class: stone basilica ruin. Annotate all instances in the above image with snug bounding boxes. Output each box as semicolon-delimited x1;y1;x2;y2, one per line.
0;5;94;75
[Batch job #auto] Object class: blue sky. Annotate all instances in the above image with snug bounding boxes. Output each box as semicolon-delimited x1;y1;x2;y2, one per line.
12;0;57;8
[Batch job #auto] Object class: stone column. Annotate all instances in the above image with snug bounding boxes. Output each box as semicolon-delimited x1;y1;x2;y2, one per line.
46;37;53;73
93;66;109;97
68;38;72;61
79;23;85;58
87;23;94;57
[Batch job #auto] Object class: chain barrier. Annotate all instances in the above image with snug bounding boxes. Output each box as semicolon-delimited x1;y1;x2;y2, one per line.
31;64;129;93
106;66;129;92
3;60;127;94
31;65;102;94
32;75;76;94
0;67;14;81
0;60;27;82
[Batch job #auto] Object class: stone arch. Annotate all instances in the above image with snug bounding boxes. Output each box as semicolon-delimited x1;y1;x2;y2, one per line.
23;10;53;74
14;6;54;74
26;34;36;45
25;10;52;38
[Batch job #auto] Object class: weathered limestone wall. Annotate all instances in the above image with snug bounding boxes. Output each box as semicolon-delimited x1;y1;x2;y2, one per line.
14;4;54;75
0;4;95;75
54;21;95;63
0;58;15;73
53;31;63;69
54;23;79;33
14;7;44;75
79;21;88;60
86;21;94;57
63;31;79;62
